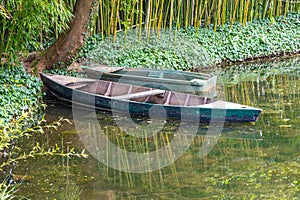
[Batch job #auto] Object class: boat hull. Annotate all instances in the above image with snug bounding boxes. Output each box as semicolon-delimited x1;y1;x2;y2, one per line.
41;74;261;123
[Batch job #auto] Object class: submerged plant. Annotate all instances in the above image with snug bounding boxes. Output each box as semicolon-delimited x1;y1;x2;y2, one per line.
0;110;88;198
0;111;88;171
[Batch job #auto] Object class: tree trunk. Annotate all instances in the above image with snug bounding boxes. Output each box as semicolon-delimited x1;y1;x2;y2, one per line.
30;0;96;73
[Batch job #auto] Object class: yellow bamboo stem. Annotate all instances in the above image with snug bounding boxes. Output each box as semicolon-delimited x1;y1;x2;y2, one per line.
231;0;239;28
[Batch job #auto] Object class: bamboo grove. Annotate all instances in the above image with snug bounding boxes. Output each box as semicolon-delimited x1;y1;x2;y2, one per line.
0;0;299;65
92;0;300;37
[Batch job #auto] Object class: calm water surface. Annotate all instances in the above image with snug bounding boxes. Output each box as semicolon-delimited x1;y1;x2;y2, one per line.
17;58;300;199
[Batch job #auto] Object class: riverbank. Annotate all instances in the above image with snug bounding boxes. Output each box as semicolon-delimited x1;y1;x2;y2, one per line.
78;12;300;71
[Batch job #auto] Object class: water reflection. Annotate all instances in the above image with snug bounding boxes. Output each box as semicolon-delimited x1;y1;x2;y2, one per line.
16;57;300;199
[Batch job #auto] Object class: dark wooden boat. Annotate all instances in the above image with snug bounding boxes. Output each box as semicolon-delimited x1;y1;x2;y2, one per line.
80;66;217;95
40;73;262;122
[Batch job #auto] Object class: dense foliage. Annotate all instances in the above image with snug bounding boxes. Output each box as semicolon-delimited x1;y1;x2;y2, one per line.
0;66;43;124
1;0;299;65
0;0;73;64
188;12;300;64
79;13;300;70
80;30;213;70
43;68;87;77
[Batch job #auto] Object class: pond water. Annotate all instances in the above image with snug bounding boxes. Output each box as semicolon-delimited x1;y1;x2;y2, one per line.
16;57;300;199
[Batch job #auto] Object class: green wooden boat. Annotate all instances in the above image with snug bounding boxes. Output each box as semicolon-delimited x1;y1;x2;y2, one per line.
40;73;262;123
80;65;217;96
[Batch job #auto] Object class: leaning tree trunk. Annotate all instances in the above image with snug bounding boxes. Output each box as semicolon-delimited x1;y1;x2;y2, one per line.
30;0;96;73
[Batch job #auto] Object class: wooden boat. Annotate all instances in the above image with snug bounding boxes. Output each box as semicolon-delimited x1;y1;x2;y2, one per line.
80;65;217;95
40;73;262;122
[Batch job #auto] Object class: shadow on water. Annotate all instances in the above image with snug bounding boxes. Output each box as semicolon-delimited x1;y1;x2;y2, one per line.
16;57;300;199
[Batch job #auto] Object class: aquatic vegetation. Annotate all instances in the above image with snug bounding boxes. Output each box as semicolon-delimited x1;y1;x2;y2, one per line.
0;110;88;199
0;181;22;200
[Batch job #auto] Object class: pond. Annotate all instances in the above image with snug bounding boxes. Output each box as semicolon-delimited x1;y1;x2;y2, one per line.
16;57;300;199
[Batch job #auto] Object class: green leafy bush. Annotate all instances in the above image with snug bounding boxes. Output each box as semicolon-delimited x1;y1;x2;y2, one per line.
80;30;214;70
43;68;87;77
0;66;43;124
186;13;300;64
78;13;300;70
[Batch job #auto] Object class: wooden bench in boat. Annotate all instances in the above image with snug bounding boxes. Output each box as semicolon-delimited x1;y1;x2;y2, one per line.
65;81;92;90
113;89;165;100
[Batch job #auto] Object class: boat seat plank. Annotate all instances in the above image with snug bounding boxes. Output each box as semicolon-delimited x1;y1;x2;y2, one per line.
71;84;88;89
164;92;172;105
113;89;165;100
184;94;190;106
65;82;89;89
104;82;113;96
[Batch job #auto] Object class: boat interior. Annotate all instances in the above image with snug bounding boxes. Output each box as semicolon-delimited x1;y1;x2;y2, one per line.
57;75;216;106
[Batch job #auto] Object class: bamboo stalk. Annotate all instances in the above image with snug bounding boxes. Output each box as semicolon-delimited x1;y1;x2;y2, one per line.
194;0;200;27
284;0;289;19
216;0;222;28
138;0;143;41
176;0;183;30
231;0;240;28
243;0;251;26
113;0;120;42
221;0;227;26
249;0;255;22
239;0;244;23
145;0;151;38
98;0;104;39
185;0;190;28
262;0;269;19
191;0;195;26
200;0;209;27
169;0;175;30
157;0;165;38
152;0;160;33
